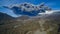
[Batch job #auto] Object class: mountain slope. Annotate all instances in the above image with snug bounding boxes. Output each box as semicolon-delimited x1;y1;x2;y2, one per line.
0;12;15;25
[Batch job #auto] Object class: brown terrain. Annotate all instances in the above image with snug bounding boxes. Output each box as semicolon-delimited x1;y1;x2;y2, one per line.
0;12;60;34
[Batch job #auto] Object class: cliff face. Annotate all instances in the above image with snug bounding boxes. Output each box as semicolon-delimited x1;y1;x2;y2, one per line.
0;11;60;34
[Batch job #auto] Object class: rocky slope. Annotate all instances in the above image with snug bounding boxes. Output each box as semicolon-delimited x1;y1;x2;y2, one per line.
0;12;15;25
0;11;60;34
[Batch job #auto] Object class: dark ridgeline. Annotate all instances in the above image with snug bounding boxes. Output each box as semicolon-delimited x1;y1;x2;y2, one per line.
0;12;15;25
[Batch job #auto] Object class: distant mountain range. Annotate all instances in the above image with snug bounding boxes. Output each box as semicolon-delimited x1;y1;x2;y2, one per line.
2;3;51;16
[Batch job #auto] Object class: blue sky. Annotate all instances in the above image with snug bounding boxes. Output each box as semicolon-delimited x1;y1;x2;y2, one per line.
0;0;60;9
0;0;60;17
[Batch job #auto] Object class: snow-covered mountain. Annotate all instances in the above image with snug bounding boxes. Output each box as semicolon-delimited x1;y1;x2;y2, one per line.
1;3;51;16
